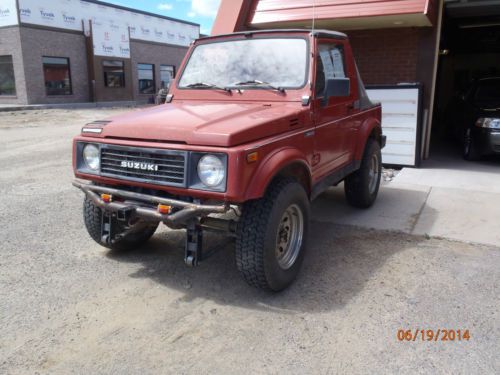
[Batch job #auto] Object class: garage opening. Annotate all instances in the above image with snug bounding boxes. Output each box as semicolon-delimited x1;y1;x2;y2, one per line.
432;0;500;163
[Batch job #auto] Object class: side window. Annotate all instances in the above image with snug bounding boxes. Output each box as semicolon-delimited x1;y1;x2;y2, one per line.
43;56;72;96
160;65;175;90
138;63;155;94
0;55;16;95
315;43;346;97
103;60;125;88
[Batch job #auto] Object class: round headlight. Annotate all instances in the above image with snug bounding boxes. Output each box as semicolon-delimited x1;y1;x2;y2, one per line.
197;155;225;187
83;144;100;171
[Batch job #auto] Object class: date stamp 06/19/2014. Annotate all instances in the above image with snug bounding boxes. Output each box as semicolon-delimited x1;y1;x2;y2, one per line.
397;329;471;342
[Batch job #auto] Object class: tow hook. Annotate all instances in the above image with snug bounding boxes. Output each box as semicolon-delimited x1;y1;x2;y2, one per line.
101;212;114;245
185;220;203;267
184;218;236;267
101;203;136;245
117;206;135;222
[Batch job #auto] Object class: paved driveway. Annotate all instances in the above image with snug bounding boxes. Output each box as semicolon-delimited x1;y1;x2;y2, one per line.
313;148;500;247
0;109;498;374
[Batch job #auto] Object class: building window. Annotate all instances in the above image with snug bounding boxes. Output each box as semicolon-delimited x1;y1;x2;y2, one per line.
43;57;72;96
0;55;16;96
138;63;155;94
160;65;175;89
103;60;125;88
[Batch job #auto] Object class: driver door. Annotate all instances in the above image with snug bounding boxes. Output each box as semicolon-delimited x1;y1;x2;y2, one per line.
312;40;357;179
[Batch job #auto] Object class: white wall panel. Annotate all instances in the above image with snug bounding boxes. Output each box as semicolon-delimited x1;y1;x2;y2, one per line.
367;87;421;167
0;0;19;27
92;18;130;58
18;0;84;31
17;0;199;47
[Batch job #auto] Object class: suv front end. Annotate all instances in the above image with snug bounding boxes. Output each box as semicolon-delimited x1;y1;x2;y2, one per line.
73;136;236;222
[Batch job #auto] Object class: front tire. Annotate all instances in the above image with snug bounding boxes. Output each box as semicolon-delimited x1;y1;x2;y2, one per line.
463;128;481;161
83;197;158;251
344;138;382;208
235;179;310;291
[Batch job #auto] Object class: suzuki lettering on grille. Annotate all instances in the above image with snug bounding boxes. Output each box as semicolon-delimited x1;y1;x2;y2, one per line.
121;161;159;171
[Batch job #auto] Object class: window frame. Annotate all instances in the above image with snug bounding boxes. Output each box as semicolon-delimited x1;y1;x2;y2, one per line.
176;36;310;91
42;56;73;96
102;60;126;89
0;55;16;96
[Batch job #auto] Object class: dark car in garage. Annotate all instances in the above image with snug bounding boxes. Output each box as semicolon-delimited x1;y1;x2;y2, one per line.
448;77;500;160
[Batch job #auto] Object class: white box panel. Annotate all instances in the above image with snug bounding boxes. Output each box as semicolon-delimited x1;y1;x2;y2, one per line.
367;87;421;167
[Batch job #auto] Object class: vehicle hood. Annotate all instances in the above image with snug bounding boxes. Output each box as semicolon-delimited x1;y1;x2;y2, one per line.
98;101;304;147
475;101;500;113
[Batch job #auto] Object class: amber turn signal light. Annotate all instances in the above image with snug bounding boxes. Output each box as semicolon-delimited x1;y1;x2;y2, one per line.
101;193;112;203
158;204;172;215
247;152;259;163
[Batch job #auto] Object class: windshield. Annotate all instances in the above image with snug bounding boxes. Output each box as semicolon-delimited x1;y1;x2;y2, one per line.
178;38;308;89
475;79;500;103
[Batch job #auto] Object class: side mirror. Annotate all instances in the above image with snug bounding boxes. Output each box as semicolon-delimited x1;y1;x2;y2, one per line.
322;78;350;106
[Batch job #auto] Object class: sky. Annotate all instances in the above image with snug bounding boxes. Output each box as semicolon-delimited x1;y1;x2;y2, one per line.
104;0;221;35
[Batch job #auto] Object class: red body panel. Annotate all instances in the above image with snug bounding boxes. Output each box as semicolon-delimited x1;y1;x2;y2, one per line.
73;30;381;204
98;101;306;147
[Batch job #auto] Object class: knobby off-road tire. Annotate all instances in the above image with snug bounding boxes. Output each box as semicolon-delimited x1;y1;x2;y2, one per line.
83;197;158;251
235;179;310;292
344;138;382;208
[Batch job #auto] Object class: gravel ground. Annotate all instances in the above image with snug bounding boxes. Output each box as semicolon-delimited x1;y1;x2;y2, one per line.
0;109;499;374
382;168;400;183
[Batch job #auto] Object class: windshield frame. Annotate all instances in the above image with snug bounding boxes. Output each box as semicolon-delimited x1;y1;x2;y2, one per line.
176;35;311;92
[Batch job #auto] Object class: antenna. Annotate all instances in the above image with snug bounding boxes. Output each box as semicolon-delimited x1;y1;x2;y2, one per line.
311;0;316;36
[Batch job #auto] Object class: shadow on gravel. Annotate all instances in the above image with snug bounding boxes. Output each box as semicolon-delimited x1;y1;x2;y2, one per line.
106;220;425;314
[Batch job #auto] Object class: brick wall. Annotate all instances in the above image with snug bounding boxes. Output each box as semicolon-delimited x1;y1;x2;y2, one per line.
130;40;188;103
348;28;420;85
6;25;188;105
20;26;90;104
0;26;28;105
93;56;134;103
348;26;438;159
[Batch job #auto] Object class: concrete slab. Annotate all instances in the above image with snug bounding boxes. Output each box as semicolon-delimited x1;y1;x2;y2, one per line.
313;176;500;247
312;183;430;233
412;187;500;247
394;153;500;194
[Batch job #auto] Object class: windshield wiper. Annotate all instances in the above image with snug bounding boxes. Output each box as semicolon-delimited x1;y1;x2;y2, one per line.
231;80;286;93
185;82;231;92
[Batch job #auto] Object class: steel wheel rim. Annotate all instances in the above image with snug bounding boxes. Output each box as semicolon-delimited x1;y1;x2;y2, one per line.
368;153;379;195
275;204;304;270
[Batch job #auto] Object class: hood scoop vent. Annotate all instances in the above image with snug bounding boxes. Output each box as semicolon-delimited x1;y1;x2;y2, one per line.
289;118;299;127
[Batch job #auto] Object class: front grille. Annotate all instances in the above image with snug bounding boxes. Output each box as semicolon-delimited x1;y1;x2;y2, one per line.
100;145;187;187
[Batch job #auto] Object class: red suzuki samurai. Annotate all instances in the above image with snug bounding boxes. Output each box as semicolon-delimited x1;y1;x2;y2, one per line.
73;29;385;291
